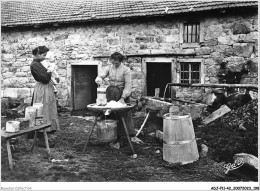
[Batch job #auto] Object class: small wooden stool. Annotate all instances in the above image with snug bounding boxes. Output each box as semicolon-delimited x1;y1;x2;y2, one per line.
1;123;51;170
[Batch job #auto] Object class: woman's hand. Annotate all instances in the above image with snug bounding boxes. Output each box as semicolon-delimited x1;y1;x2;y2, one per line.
95;76;103;85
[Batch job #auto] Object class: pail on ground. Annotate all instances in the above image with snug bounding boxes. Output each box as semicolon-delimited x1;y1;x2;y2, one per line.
96;120;117;143
163;113;199;164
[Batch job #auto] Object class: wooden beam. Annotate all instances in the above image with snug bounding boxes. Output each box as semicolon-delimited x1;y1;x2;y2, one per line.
93;52;196;59
167;83;258;90
202;105;231;124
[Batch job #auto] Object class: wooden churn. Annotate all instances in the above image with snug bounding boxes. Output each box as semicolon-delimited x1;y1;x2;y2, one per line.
163;113;199;164
96;120;117;143
33;103;43;116
25;106;37;128
33;103;44;126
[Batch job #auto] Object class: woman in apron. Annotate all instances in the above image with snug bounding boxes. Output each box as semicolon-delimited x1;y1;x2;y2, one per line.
27;46;60;147
95;52;135;141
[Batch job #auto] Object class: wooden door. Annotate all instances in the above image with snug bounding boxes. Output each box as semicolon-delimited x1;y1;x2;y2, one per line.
72;65;98;110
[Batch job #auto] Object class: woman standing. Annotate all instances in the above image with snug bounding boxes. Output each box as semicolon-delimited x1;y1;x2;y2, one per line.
95;52;135;141
28;46;60;147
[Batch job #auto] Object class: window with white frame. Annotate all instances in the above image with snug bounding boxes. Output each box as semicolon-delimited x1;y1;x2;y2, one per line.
180;62;201;83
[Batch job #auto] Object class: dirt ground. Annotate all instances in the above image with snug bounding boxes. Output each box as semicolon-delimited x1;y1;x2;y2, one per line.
1;110;244;182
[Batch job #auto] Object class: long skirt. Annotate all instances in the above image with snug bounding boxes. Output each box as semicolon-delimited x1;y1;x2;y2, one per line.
106;86;135;136
32;82;60;132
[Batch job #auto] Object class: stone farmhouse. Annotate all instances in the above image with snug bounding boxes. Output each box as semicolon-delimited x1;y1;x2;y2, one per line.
1;1;258;110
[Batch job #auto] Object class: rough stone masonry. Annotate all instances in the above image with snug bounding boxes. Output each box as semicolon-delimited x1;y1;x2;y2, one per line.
1;11;258;108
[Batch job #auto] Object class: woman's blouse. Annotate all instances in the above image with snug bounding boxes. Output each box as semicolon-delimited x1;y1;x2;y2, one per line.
31;58;51;84
97;63;131;98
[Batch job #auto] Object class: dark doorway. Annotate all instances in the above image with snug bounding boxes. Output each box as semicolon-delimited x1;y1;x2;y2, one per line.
147;62;172;98
72;65;98;111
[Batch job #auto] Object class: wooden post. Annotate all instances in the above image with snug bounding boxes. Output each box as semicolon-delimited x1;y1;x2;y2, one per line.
171;86;177;104
6;140;13;170
155;88;160;98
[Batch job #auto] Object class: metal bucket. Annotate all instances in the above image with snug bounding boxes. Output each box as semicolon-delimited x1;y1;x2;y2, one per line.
96;120;117;143
163;113;199;164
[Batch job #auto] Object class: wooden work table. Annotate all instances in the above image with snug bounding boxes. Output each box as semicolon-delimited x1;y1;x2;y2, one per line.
84;104;137;158
1;122;51;170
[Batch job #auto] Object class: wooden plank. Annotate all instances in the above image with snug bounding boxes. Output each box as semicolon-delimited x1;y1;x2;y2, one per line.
144;96;173;106
202;105;231;125
1;123;51;140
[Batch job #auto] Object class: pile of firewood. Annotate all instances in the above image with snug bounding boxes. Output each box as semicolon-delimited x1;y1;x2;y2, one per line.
220;99;258;130
194;99;258;163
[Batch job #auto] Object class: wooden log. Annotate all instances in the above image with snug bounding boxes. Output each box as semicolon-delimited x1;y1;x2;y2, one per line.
25;106;37;128
202;105;231;124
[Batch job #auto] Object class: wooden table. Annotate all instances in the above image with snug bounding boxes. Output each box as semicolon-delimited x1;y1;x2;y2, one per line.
83;104;136;157
1;122;51;170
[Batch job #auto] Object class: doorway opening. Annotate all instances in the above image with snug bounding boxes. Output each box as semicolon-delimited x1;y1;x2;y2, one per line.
146;62;172;98
71;65;98;111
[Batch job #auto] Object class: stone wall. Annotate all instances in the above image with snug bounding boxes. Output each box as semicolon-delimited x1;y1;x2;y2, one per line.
1;10;258;107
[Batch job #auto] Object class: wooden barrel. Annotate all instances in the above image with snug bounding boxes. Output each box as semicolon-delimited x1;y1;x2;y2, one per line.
163;113;199;164
96;120;117;143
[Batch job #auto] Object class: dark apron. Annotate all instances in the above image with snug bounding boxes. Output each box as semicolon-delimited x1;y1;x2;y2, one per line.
106;86;135;137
